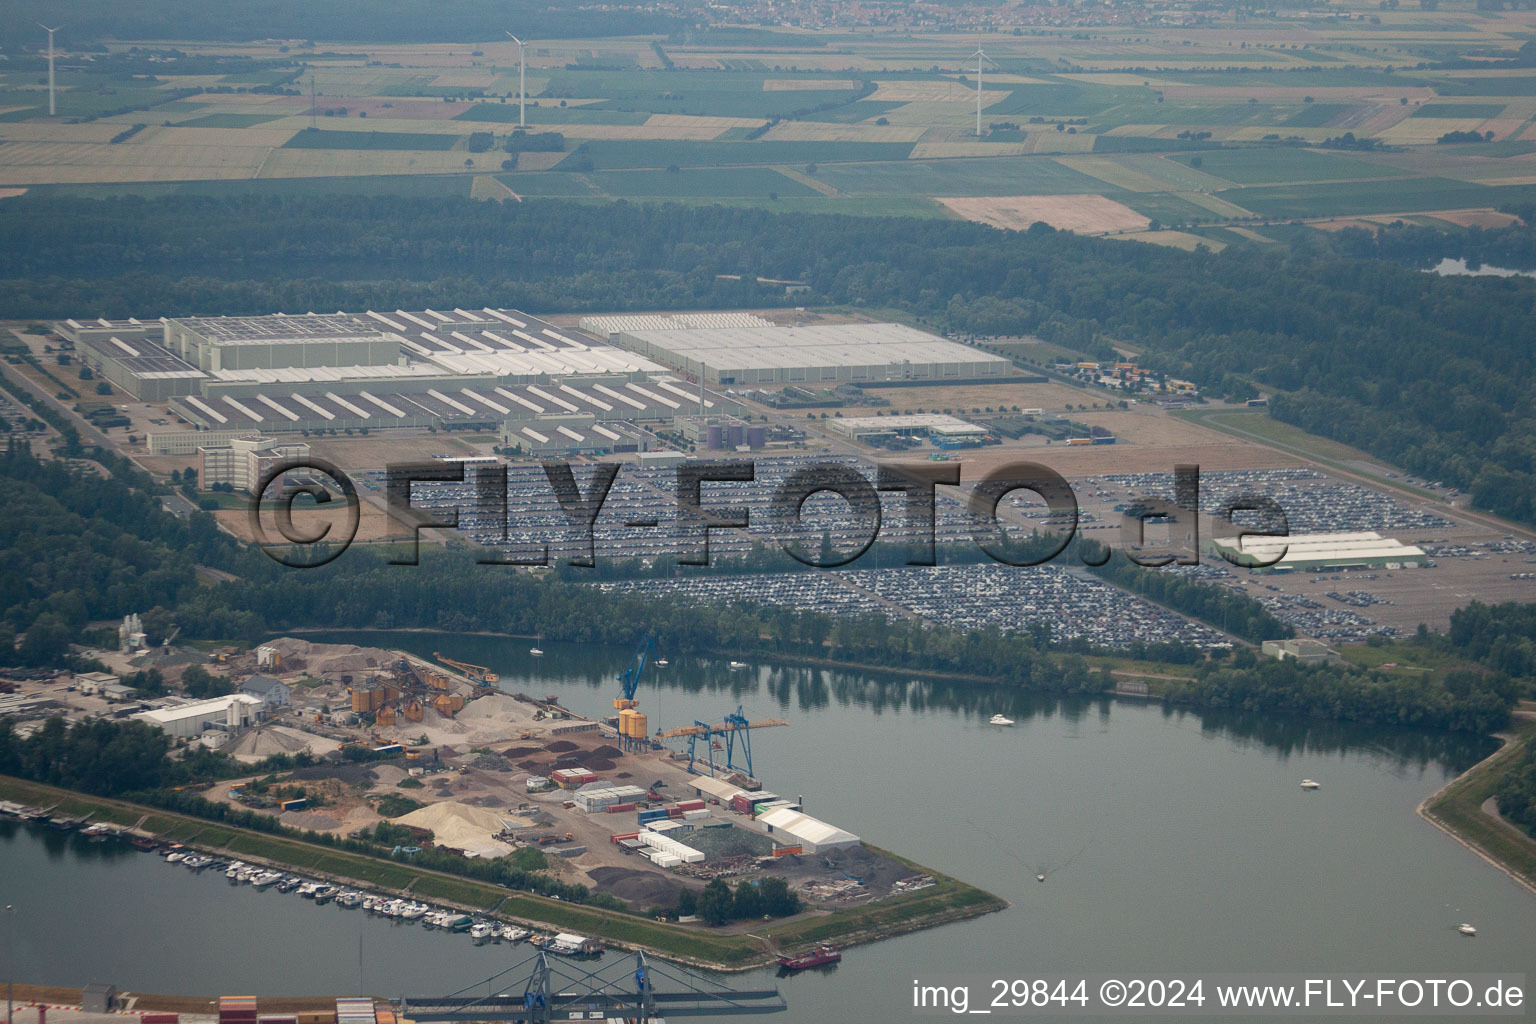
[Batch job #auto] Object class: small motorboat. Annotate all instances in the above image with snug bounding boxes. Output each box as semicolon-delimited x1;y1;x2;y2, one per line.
250;870;282;888
729;661;748;670
470;921;496;941
1300;779;1321;790
530;635;544;657
500;925;529;942
224;861;246;878
312;885;337;904
989;714;1015;726
654;658;668;667
399;902;427;921
165;850;187;864
1458;923;1477;936
778;943;841;970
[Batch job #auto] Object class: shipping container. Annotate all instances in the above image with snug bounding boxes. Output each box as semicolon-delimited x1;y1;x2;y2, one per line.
606;803;637;813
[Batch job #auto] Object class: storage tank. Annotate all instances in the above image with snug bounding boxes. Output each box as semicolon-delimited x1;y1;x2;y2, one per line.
629;711;647;740
747;425;766;449
706;424;723;449
377;704;396;726
618;707;638;738
726;424;744;447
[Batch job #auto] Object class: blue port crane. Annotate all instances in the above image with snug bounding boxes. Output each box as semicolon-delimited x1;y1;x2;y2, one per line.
615;636;656;711
656;705;788;779
614;636;657;752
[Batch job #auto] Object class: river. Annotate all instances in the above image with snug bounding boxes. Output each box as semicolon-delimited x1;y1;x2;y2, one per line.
2;632;1532;1022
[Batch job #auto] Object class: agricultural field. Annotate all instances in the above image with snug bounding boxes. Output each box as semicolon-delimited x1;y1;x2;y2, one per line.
4;12;1536;232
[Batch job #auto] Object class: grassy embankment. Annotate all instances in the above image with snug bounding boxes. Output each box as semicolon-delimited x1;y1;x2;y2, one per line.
0;775;1004;970
1418;715;1536;895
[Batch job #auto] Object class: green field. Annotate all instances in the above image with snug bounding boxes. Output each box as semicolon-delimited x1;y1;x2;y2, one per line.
4;19;1536;226
590;166;815;198
1169;148;1411;185
986;80;1142;117
1282;103;1349;127
174;113;285;128
811;156;1111;196
491;172;602;196
539;69;872;119
557;139;914;170
454;104;650;125
1223;178;1536;218
1411;102;1509;118
35;174;476;199
282;128;461;150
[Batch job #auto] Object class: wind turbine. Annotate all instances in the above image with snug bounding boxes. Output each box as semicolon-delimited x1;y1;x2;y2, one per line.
38;24;60;117
505;32;527;128
970;47;998;137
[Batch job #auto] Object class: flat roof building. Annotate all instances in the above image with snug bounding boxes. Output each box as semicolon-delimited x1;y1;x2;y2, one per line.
1211;531;1426;572
829;413;986;442
134;694;264;739
610;322;1011;386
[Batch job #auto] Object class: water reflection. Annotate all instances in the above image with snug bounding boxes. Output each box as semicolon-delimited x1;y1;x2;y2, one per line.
302;631;1492;779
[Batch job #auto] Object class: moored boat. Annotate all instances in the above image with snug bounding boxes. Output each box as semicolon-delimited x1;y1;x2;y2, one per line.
778;943;841;970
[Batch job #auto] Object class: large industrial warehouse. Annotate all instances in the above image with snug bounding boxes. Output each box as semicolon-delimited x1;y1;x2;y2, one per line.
57;308;1003;455
599;321;1012;386
58;308;740;453
1211;531;1427;572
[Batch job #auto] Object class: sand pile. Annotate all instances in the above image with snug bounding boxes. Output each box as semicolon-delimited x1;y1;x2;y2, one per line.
392;800;514;857
263;637;390;677
226;726;341;763
458;693;525;721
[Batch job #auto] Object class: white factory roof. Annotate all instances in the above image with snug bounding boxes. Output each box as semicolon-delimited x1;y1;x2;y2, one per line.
691;776;746;802
615;322;1009;372
1214;531;1425;563
757;807;859;847
836;413;984;432
134;694;263;725
579;312;774;337
206;363;453;384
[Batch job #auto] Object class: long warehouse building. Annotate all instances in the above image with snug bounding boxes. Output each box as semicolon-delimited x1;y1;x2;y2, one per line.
1210;531;1426;572
607;322;1012;385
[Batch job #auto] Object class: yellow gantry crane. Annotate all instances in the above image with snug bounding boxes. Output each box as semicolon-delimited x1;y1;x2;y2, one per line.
432;652;499;685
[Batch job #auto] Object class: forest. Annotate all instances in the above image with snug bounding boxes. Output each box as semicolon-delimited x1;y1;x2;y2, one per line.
1495;737;1536;839
1;194;1532;525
